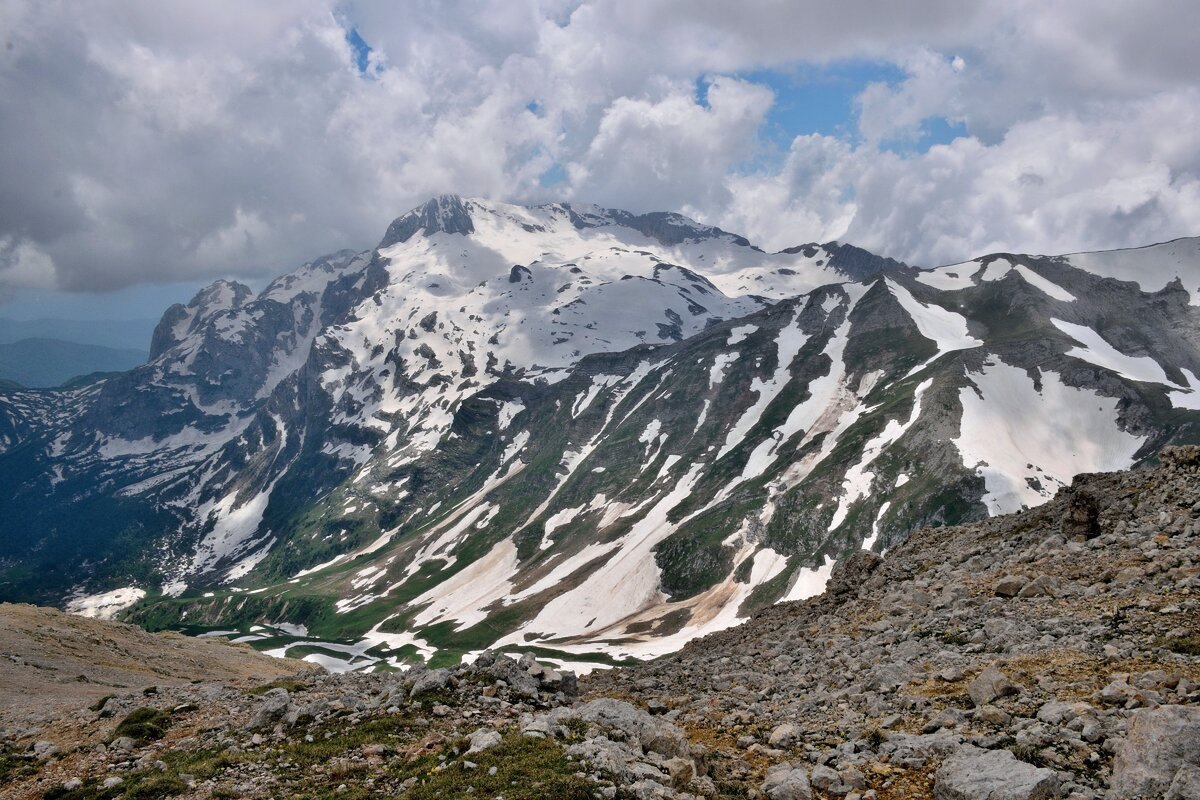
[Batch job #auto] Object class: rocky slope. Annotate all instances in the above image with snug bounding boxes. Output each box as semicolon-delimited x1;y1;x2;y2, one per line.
1;198;1199;668
4;448;1199;799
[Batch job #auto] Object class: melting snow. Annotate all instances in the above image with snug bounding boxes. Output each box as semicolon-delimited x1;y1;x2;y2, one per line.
953;357;1145;514
65;587;146;620
1051;318;1177;386
781;556;837;603
726;324;758;345
887;279;983;359
1169;368;1200;410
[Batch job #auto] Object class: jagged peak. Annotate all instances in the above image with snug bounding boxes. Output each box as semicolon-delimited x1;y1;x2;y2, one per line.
186;279;254;312
378;194;476;249
777;241;908;281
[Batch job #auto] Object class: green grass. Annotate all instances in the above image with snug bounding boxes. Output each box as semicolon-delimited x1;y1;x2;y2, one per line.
1163;634;1200;656
111;707;171;744
402;732;599;800
0;743;36;783
248;679;309;696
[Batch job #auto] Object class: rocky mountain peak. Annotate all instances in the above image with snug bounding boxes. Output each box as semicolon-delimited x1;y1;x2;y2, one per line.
148;279;255;360
378;194;476;249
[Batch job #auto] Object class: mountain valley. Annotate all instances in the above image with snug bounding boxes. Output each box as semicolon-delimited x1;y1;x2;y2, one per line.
1;196;1199;672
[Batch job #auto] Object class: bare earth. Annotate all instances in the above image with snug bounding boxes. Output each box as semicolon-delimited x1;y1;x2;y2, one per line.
0;603;316;725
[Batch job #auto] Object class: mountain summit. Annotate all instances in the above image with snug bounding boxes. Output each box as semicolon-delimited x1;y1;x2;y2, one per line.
0;201;1198;670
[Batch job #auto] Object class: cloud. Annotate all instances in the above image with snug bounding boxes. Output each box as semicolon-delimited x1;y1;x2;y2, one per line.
0;0;1198;293
721;90;1200;264
565;77;774;213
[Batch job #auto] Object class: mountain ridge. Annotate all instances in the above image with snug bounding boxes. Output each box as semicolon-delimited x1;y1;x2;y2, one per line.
0;198;1198;672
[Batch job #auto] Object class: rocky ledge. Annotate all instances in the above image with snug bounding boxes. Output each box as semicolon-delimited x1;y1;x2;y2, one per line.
3;448;1200;799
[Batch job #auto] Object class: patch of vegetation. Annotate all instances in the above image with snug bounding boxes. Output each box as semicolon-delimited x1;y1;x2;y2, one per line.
1011;743;1049;768
89;694;115;712
0;743;36;782
864;727;885;749
111;707;171;744
248;679;308;696
1163;634;1200;656
402;732;598;800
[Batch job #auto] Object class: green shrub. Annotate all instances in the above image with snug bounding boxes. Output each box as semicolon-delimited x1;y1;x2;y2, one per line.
112;707;171;744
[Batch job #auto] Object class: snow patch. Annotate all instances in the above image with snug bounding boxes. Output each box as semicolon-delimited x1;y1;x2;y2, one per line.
65;587;145;620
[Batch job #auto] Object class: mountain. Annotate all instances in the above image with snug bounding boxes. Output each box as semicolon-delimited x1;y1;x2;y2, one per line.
0;317;158;351
0;337;148;388
0;196;1197;671
3;449;1198;799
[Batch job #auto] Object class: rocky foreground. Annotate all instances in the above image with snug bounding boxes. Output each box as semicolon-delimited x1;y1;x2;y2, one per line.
4;448;1200;799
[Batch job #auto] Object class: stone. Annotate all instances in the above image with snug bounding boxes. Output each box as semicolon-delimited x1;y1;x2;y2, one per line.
995;576;1029;598
768;722;801;749
1165;764;1200;800
1062;489;1101;539
1017;575;1060;598
109;736;136;752
761;764;813;800
62;779;82;791
968;666;1019;707
1110;705;1200;798
467;728;502;754
933;745;1061;799
408;668;451;698
246;687;290;731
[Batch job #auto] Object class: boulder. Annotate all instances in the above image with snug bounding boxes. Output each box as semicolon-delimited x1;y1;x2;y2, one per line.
995;576;1028;598
768;722;801;749
1166;764;1200;800
246;688;290;731
408;668;451;698
968;666;1019;707
761;764;813;800
467;728;502;754
934;745;1061;799
1110;705;1200;798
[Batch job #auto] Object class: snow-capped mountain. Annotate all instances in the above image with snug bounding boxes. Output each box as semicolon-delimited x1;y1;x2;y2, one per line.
1;197;1197;671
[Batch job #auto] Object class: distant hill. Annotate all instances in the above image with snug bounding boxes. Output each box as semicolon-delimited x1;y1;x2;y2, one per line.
0;317;156;351
0;337;147;388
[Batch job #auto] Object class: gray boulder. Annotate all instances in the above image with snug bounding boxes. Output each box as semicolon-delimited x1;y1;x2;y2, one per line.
934;745;1061;799
408;668;451;698
549;698;691;761
467;727;502;754
246;688;290;731
1110;705;1200;798
1166;764;1200;800
969;665;1019;707
761;764;813;800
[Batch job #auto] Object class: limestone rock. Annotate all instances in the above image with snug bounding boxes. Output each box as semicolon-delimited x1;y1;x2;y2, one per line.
1110;705;1200;798
761;764;812;800
968;666;1019;707
933;745;1061;800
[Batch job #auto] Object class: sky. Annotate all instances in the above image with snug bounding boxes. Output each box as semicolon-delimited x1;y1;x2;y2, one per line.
1;0;1199;320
